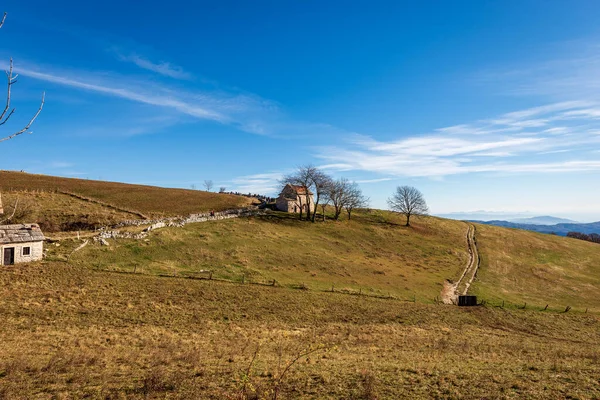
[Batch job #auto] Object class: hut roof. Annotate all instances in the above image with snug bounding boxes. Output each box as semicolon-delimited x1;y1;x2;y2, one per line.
0;223;45;244
282;184;313;196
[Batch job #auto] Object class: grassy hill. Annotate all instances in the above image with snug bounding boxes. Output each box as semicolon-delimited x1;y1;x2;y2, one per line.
60;208;600;311
2;171;598;310
472;223;600;310
1;261;599;399
0;170;253;219
1;191;142;232
2;173;600;397
67;211;470;302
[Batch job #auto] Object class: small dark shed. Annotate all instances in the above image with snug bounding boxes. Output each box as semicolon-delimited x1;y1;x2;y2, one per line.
458;295;478;307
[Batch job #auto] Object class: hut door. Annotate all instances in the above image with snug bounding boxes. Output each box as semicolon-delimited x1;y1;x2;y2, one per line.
3;247;14;265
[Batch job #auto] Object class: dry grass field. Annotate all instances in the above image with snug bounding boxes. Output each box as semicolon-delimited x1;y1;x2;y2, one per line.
0;191;141;232
1;262;599;399
0;171;253;217
2;173;600;397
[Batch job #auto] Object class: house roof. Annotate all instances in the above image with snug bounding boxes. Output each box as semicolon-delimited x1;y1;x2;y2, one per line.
283;184;313;195
0;223;45;244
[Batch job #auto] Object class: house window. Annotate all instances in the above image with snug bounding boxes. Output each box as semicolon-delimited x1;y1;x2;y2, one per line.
22;246;31;256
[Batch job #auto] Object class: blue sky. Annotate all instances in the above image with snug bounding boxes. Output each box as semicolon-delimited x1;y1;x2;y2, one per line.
2;1;600;221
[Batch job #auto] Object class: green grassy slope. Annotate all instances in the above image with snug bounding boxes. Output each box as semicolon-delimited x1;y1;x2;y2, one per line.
472;223;600;310
64;210;600;310
0;170;252;217
68;211;469;301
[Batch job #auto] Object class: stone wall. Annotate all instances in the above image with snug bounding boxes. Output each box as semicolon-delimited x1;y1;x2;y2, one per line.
96;208;265;241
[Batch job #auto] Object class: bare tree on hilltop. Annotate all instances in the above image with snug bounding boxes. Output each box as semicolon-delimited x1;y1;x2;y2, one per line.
328;178;350;220
310;169;332;222
388;185;429;226
0;12;45;143
281;166;317;221
203;180;214;192
344;181;369;220
281;166;369;222
326;178;367;220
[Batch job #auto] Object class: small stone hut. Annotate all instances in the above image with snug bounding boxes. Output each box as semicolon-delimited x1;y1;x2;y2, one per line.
0;223;45;265
276;184;315;214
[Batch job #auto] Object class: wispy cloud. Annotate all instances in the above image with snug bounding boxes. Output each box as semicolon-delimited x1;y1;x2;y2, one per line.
317;101;600;178
476;40;600;101
230;172;284;195
117;53;192;80
3;60;286;135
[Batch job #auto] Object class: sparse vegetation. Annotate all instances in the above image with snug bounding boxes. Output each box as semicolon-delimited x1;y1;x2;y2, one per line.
0;262;599;398
0;171;252;218
472;223;600;310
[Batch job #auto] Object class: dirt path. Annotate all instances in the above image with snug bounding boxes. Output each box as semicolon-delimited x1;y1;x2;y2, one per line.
441;223;480;304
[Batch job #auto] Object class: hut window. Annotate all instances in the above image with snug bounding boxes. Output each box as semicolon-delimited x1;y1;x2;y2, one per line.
23;247;31;256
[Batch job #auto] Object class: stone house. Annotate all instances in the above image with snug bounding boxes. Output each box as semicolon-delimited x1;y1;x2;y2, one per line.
0;223;45;265
276;184;315;214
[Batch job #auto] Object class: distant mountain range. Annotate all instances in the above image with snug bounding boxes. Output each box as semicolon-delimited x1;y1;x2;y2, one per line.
508;216;578;225
471;218;600;236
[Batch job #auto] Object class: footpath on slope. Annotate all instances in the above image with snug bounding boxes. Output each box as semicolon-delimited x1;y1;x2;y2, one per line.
440;223;480;305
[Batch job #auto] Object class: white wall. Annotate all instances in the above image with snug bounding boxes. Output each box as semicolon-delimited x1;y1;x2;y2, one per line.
1;241;43;264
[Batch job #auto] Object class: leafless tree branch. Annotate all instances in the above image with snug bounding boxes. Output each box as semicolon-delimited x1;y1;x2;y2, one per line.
0;14;45;143
0;92;45;143
0;195;19;224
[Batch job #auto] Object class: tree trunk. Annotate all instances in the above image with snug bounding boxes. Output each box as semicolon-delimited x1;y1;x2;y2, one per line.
311;193;320;223
405;213;410;226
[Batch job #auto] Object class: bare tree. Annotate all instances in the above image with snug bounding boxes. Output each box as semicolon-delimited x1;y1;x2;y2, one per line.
203;180;214;192
317;176;334;222
328;178;350;220
309;169;332;222
281;166;316;221
387;186;429;226
344;182;369;220
219;186;226;193
0;13;45;143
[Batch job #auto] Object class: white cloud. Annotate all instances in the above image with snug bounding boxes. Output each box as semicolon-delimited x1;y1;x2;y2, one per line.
118;53;192;80
230;172;283;195
4;60;284;136
316;102;600;178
